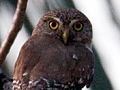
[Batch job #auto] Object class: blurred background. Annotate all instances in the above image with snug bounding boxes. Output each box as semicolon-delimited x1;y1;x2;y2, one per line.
0;0;120;90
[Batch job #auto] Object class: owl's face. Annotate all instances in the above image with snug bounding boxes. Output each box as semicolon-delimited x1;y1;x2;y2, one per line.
33;8;92;49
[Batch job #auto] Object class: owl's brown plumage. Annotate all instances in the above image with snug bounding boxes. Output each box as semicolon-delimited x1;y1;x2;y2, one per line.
13;8;94;90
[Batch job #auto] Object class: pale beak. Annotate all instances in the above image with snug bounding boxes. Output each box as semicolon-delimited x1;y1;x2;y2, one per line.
62;30;69;44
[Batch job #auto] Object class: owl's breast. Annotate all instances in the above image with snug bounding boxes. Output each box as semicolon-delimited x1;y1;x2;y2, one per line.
14;34;94;87
30;39;94;83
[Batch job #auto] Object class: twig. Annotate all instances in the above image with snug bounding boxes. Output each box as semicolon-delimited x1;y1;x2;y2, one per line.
0;0;28;65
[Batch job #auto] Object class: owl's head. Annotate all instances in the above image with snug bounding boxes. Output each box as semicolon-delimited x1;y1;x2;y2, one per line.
33;8;92;48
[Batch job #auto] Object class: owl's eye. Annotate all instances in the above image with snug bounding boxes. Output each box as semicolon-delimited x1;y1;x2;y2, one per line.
49;20;59;30
74;22;83;31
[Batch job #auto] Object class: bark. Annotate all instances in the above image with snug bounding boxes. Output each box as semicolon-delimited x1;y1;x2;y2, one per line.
0;0;28;65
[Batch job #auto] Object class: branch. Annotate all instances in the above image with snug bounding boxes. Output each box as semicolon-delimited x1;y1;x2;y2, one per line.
0;0;28;65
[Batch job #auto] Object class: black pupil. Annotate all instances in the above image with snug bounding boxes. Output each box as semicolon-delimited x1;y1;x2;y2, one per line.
76;24;80;28
52;22;56;27
76;24;81;28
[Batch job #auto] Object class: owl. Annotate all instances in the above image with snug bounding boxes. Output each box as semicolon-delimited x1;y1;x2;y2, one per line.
13;8;94;90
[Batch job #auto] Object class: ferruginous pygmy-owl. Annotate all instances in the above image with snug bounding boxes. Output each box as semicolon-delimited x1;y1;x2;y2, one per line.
13;8;94;90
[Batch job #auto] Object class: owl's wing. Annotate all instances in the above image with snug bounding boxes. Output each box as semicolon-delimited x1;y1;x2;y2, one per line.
13;34;45;90
86;75;94;88
71;44;94;89
13;34;62;90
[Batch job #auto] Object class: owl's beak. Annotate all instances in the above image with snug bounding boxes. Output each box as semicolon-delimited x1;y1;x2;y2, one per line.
62;30;69;44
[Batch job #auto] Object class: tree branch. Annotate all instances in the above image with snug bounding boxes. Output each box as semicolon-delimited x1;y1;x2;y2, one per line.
0;0;28;65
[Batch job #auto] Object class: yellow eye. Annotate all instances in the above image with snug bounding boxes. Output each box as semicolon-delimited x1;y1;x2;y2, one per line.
74;22;83;31
49;20;59;30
